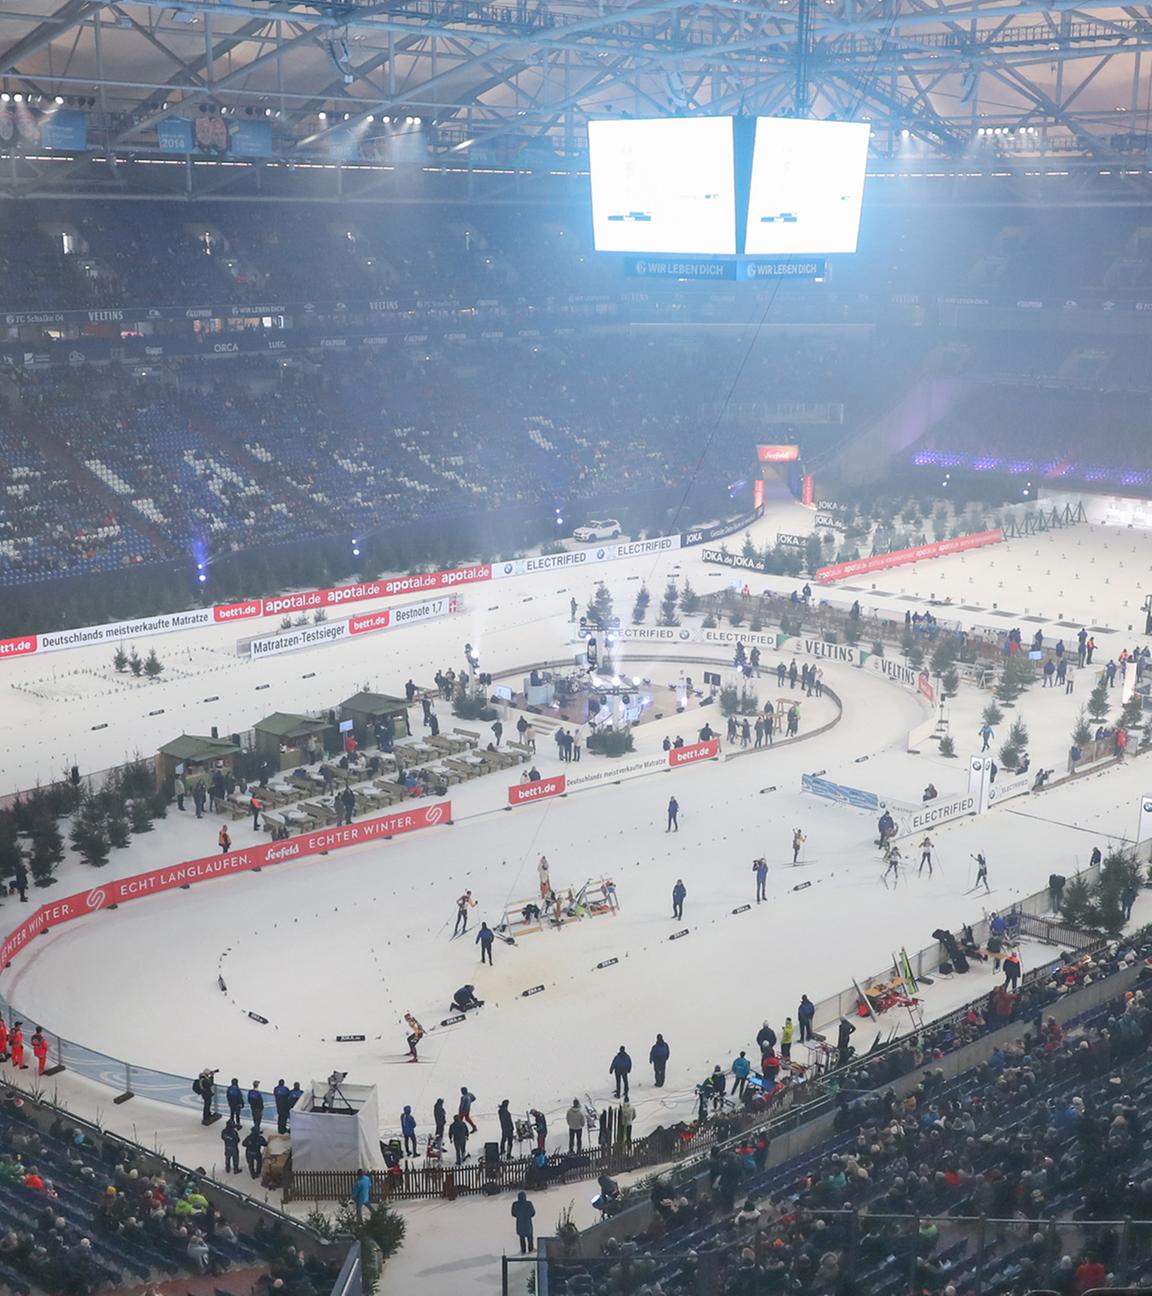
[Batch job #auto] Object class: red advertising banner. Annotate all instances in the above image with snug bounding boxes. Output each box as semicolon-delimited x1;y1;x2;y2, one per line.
0;636;37;658
349;610;391;636
213;600;263;623
508;774;566;806
918;673;936;703
753;479;765;510
0;800;451;972
258;565;490;618
802;474;814;507
756;445;800;463
668;738;720;767
815;529;1003;583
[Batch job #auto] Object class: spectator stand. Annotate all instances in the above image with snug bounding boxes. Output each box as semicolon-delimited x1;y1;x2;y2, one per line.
0;1080;342;1296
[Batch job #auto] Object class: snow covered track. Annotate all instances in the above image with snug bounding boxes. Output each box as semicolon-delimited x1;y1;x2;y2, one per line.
3;504;1152;1288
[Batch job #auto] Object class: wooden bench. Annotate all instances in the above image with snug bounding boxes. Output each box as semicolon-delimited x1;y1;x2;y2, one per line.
444;757;483;781
452;728;481;748
427;734;470;755
299;800;337;826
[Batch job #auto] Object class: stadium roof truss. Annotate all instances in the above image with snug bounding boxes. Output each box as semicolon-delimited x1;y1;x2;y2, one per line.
2;0;1152;197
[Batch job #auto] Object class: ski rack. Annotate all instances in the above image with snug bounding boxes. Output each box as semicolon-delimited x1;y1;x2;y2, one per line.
498;878;620;938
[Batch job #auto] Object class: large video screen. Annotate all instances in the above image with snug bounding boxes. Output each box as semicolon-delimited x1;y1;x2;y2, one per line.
588;117;736;255
745;118;870;255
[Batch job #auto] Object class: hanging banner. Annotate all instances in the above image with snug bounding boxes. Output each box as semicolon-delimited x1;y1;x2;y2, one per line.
756;445;800;463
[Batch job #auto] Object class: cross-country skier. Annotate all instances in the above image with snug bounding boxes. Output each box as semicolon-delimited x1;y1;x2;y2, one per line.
919;836;934;876
792;828;806;865
883;844;902;885
454;891;475;936
973;852;990;893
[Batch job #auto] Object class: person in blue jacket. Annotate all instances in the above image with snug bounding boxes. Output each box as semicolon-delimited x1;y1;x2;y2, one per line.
274;1080;292;1134
353;1168;371;1221
247;1082;265;1130
649;1034;670;1088
400;1105;418;1157
610;1045;632;1099
226;1078;244;1125
672;879;686;920
511;1191;536;1253
476;922;496;966
797;994;816;1043
731;1051;751;1098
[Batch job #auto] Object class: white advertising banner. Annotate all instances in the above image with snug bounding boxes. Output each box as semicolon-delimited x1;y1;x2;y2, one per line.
493;532;682;580
37;607;220;654
891;794;977;839
239;594;459;659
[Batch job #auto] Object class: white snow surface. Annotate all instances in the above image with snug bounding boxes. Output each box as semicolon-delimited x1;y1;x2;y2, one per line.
1;498;1151;1293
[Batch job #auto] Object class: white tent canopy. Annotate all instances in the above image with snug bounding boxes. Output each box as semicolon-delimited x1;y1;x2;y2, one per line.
289;1080;383;1171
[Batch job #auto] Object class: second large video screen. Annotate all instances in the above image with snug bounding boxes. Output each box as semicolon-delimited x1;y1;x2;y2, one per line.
744;117;871;256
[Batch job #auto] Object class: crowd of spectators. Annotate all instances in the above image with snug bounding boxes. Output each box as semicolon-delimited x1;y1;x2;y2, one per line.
6;201;1152;311
0;1092;320;1295
0;409;158;584
908;385;1152;490
555;933;1152;1296
0;328;878;588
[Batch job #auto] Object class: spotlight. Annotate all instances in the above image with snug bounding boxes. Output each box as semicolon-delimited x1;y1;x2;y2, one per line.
1;94;9;103
412;115;422;124
382;114;391;123
13;93;22;103
343;112;351;120
318;110;327;120
264;107;272;116
55;96;64;105
366;114;374;122
197;573;207;584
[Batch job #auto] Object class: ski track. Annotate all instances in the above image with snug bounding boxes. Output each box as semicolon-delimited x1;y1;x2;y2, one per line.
3;502;1151;1291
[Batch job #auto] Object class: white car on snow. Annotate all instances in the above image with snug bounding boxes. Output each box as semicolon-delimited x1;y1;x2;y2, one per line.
572;519;622;542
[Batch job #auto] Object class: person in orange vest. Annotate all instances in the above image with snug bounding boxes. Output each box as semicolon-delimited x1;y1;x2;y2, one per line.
1002;952;1022;992
31;1028;48;1075
0;1017;8;1059
250;794;263;831
218;825;231;855
10;1022;26;1069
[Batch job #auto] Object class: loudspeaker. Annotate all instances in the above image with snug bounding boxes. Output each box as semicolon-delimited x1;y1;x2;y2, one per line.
484;1141;499;1169
231;733;241;746
211;726;219;739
